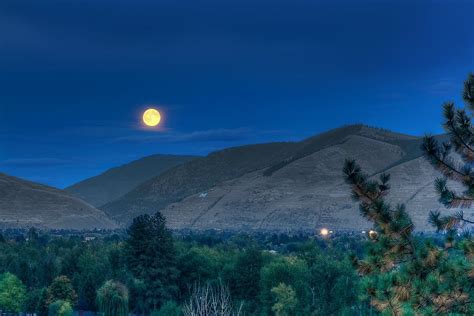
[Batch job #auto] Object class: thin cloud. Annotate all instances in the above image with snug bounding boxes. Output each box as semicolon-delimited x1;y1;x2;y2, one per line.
377;92;405;101
0;158;72;168
426;80;459;95
112;128;252;144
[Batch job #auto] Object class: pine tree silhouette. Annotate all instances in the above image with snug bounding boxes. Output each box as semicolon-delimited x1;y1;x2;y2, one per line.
343;73;474;315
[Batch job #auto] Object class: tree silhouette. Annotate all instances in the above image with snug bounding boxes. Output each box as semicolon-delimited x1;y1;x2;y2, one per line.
125;212;179;311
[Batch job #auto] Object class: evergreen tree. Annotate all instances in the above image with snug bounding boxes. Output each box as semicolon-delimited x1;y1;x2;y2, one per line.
127;278;147;314
226;247;263;313
343;80;474;316
96;280;129;316
37;287;50;316
125;212;179;311
231;247;263;300
79;275;97;311
422;73;474;231
24;288;43;314
108;243;126;280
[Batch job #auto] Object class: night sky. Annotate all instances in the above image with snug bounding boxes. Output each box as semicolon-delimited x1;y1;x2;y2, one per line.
1;0;473;188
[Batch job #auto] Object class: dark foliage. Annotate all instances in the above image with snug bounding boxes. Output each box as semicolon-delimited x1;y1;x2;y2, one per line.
125;212;179;311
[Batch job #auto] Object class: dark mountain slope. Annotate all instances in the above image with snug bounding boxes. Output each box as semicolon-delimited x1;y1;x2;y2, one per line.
263;124;417;176
66;154;197;207
102;142;301;224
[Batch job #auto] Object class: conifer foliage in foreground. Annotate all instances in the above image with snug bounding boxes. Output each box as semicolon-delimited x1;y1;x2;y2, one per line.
422;73;474;230
343;73;474;315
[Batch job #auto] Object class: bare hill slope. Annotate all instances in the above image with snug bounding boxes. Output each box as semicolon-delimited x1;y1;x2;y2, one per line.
66;154;197;207
160;132;431;231
0;173;118;229
103;125;444;231
102;141;300;223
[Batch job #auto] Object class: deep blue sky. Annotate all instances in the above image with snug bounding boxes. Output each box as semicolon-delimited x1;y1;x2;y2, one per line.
1;0;473;188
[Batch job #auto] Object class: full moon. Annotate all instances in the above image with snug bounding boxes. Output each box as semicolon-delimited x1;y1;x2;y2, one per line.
142;108;161;127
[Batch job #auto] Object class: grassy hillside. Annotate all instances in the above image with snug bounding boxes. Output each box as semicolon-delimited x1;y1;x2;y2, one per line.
102;125;421;226
92;125;455;232
102;142;300;224
0;173;118;229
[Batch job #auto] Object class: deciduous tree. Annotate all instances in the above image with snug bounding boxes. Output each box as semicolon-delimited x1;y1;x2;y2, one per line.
0;272;26;312
47;276;77;307
48;300;73;316
271;283;298;316
97;280;129;316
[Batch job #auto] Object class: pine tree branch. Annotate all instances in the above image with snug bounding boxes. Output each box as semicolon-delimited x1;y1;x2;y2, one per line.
424;144;468;180
443;103;474;154
354;183;377;203
460;218;474;224
434;178;474;208
448;196;474;208
445;114;474;158
463;73;474;109
456;210;474;224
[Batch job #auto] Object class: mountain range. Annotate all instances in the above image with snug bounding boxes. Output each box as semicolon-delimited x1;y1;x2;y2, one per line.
100;125;455;231
1;125;461;231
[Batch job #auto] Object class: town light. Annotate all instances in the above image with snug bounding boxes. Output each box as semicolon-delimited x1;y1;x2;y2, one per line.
368;230;378;240
320;228;329;236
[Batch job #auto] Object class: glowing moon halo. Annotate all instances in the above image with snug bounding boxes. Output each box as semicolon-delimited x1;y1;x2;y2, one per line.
142;108;161;127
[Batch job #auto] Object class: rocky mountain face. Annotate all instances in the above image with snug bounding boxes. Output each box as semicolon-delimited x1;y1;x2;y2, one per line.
0;173;118;230
100;125;455;231
66;154;197;207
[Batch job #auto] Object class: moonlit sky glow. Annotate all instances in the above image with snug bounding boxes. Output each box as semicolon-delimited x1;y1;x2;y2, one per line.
0;0;473;187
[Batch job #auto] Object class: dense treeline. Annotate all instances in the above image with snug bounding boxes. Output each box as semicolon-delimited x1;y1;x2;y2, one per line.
0;221;371;315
